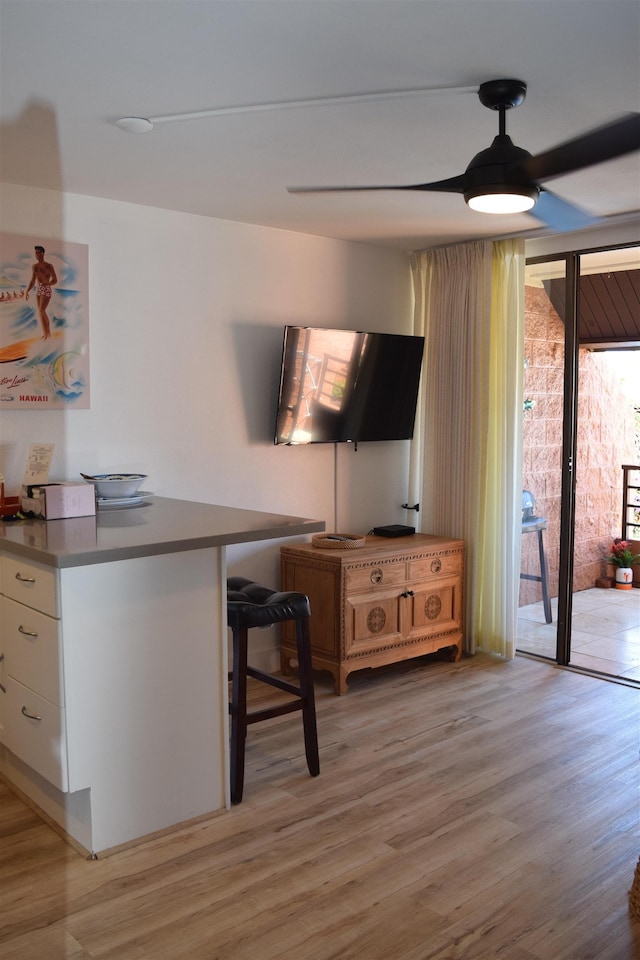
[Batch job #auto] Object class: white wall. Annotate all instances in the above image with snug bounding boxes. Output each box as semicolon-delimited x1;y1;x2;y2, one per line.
1;184;414;664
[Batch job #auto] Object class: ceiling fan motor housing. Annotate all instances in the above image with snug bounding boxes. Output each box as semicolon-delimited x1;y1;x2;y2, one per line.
463;135;540;207
477;78;528;111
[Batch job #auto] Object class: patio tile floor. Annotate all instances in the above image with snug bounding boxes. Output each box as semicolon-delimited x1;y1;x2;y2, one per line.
516;585;640;683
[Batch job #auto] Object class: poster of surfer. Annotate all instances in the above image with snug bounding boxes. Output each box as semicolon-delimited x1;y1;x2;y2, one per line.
0;233;89;409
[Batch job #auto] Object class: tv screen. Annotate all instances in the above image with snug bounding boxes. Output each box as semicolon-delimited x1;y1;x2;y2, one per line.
274;325;424;445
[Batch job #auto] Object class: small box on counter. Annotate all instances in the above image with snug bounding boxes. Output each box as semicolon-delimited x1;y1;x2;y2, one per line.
21;482;96;519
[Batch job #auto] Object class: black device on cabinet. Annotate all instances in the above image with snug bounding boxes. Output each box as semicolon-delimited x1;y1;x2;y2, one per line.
274;325;424;445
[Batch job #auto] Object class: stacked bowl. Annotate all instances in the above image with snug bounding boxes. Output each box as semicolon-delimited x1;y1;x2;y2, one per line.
82;473;149;507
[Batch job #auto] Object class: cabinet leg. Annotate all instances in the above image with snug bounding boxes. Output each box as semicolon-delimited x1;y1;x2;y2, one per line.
280;650;296;676
447;642;463;662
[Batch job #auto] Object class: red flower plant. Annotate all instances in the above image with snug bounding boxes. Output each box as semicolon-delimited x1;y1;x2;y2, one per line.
607;539;640;568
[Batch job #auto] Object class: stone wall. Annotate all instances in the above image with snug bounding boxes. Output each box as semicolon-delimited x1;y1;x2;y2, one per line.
520;284;637;604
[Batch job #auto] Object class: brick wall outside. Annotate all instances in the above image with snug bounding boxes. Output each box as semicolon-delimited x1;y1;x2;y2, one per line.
520;284;637;605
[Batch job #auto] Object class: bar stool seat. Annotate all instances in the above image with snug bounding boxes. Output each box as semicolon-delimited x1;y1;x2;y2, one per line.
521;491;552;624
227;576;320;804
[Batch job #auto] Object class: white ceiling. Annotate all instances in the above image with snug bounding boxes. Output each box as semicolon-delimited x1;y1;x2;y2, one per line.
1;0;639;251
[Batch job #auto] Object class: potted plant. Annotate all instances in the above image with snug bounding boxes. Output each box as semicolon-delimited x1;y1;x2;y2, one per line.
606;539;640;590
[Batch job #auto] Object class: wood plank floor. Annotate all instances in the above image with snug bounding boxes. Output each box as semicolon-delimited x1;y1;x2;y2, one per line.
1;653;639;960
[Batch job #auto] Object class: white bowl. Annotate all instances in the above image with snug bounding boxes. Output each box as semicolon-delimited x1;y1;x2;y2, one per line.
83;473;147;499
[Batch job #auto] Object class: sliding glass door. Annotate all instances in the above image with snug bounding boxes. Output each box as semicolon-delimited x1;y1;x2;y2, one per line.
517;244;640;681
569;249;640;680
517;257;567;660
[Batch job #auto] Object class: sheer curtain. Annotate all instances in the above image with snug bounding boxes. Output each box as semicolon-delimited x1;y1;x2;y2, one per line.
409;239;524;657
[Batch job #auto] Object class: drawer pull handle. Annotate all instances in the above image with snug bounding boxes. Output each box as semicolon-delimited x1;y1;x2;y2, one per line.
18;625;39;638
21;705;42;722
370;568;384;584
430;559;442;574
15;572;37;584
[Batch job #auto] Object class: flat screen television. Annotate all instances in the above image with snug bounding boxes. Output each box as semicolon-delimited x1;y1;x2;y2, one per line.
274;325;424;445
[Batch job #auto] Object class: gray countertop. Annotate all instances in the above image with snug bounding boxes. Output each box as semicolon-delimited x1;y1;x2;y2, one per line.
0;497;325;568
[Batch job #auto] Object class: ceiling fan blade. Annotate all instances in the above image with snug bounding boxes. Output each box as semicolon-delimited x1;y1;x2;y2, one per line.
520;113;640;183
287;175;466;195
527;189;602;232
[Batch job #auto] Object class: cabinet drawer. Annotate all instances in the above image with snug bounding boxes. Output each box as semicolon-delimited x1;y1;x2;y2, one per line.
1;555;60;618
4;677;68;791
408;551;463;581
346;560;406;594
2;596;64;705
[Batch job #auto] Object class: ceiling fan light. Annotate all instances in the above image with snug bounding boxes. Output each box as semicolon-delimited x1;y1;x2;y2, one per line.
466;184;539;214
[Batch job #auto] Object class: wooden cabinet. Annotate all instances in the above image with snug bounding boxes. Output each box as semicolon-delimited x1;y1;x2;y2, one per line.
280;534;464;694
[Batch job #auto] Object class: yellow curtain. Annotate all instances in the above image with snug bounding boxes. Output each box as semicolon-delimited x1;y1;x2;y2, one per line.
409;239;525;657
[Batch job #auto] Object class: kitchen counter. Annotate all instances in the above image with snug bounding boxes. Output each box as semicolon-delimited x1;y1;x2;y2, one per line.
0;496;325;567
0;498;324;856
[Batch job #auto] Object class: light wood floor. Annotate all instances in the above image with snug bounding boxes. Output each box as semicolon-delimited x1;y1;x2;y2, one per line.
2;653;639;960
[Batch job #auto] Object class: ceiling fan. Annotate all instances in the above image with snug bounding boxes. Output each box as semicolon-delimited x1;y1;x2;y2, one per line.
287;79;640;232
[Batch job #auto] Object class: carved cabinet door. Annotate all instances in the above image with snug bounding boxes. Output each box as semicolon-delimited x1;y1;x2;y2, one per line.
344;588;404;656
405;576;462;643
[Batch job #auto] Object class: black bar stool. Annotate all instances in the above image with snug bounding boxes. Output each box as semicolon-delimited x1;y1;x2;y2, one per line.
521;491;552;624
226;576;320;804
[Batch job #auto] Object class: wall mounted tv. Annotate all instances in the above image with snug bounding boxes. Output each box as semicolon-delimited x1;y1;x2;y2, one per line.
274;325;425;445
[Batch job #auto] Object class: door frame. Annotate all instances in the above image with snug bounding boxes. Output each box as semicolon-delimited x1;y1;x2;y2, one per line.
525;241;638;666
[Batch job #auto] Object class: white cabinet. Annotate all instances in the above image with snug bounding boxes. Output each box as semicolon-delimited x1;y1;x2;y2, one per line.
0;547;227;855
3;598;64;704
0;497;323;856
2;553;60;616
5;680;67;790
1;557;69;790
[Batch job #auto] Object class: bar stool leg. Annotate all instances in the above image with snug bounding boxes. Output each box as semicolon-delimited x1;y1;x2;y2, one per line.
295;617;320;777
537;528;552;624
229;626;249;804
